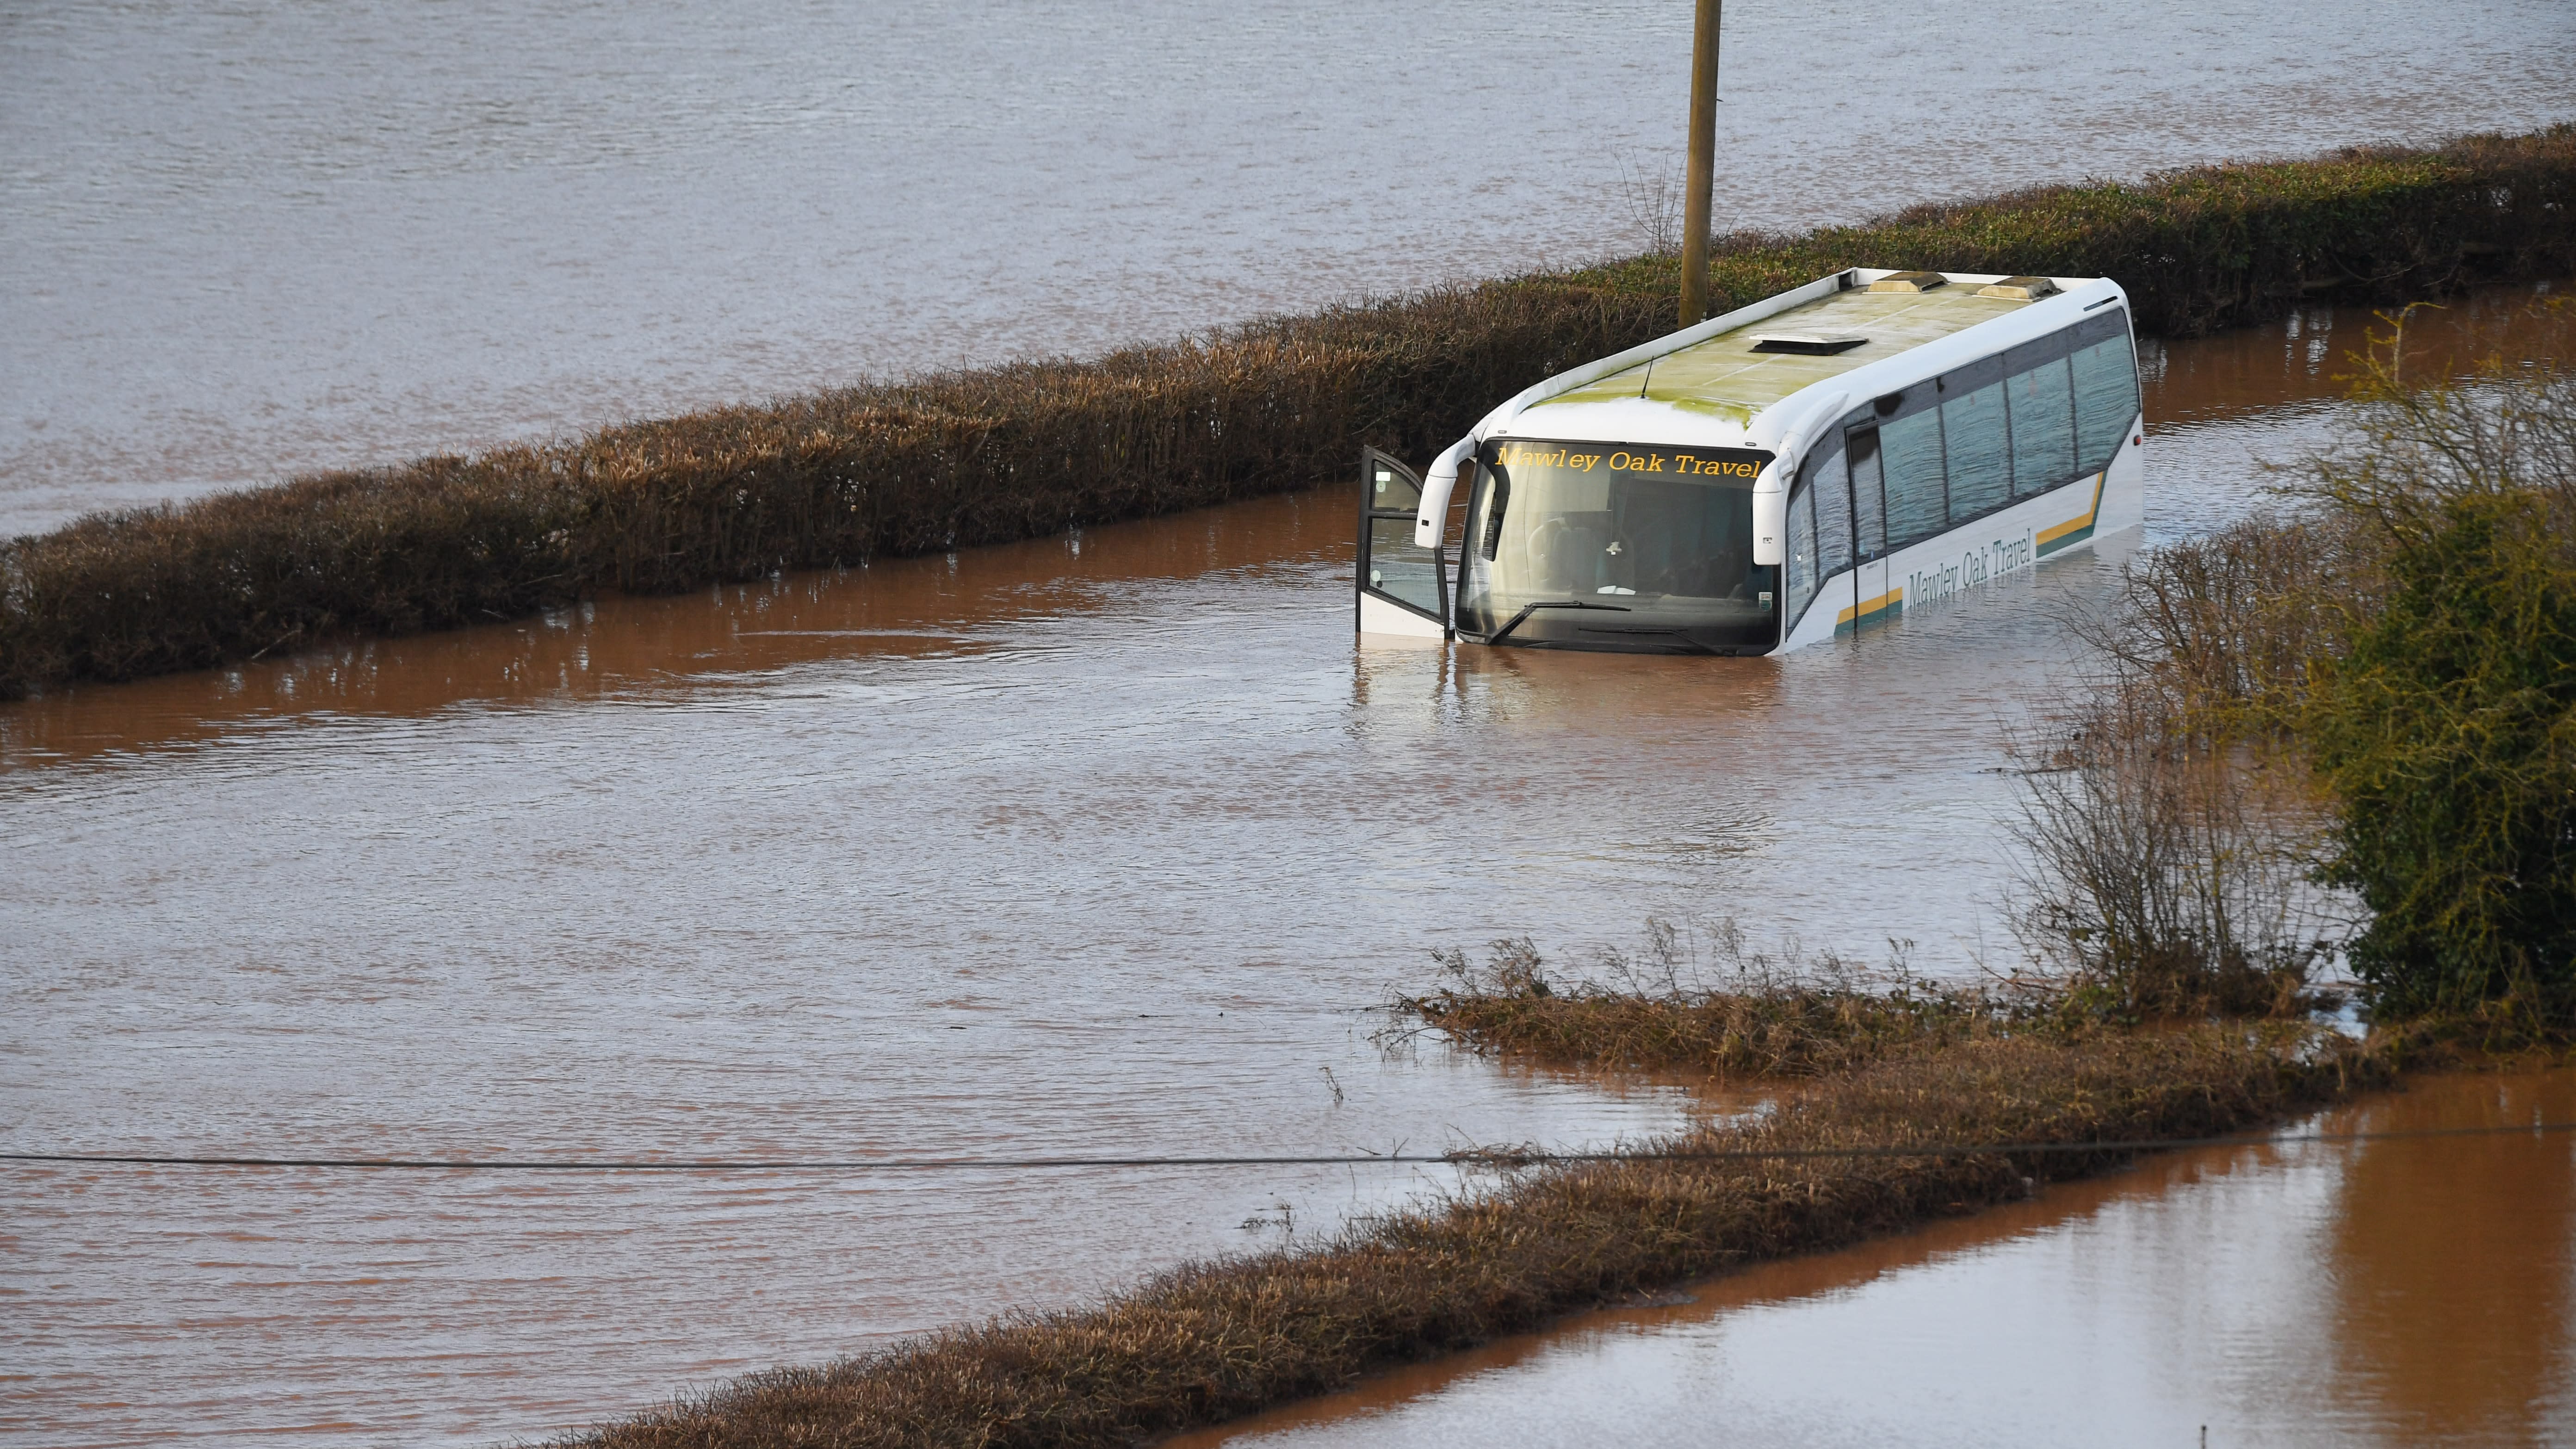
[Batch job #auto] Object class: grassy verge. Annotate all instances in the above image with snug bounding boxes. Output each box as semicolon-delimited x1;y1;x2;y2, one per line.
6;125;2575;699
553;1022;2377;1449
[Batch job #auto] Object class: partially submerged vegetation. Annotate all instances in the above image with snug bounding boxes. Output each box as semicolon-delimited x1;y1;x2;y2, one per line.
2003;299;2576;1035
8;125;2576;698
2303;349;2576;1025
1393;920;2012;1078
558;1025;2376;1449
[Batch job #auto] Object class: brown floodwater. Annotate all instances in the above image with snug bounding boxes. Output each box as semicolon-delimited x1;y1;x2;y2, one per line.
1175;1066;2576;1449
2;286;2568;1447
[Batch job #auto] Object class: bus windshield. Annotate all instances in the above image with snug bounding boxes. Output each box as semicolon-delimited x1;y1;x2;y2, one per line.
1457;439;1779;652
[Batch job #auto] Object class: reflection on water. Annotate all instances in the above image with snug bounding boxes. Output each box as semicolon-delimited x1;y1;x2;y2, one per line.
1178;1069;2576;1449
2143;281;2566;430
2;292;2570;1446
2332;1071;2576;1445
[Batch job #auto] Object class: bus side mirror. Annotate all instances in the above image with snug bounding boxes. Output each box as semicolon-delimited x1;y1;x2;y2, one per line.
1414;442;1473;549
1752;467;1785;566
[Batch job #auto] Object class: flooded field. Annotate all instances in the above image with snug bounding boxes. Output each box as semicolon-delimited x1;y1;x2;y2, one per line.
2;290;2569;1446
5;0;2574;534
1178;1066;2576;1449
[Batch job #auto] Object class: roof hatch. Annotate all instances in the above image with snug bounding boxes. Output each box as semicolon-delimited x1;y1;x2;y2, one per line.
1866;271;1947;293
1750;332;1868;355
1977;276;2062;300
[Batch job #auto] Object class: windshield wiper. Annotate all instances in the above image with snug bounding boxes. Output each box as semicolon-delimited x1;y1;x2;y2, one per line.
1487;599;1631;644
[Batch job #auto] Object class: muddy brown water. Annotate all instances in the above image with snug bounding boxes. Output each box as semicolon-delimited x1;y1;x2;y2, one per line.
1174;1066;2576;1449
2;288;2569;1446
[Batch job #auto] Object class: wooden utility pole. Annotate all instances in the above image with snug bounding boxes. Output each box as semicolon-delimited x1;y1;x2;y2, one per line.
1679;0;1721;328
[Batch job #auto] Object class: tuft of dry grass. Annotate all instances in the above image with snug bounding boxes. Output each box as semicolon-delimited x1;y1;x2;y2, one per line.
547;1025;2379;1449
1390;922;2013;1078
7;126;2576;698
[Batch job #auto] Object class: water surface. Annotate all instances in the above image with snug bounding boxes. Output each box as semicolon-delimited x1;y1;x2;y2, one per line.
6;0;2573;534
1178;1066;2576;1449
1;291;2566;1446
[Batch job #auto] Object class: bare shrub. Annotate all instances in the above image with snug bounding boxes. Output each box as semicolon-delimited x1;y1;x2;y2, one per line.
2066;509;2375;739
2008;687;2342;1019
1614;152;1686;257
2013;504;2366;1018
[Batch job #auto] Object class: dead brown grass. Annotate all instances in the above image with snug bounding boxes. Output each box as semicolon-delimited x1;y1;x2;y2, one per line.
549;1025;2378;1449
1391;924;2011;1078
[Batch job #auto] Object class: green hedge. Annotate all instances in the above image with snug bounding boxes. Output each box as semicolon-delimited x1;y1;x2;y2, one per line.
6;125;2572;698
2315;492;2576;1019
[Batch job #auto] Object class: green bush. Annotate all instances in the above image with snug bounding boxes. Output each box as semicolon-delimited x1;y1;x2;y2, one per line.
2311;490;2576;1019
2295;316;2576;1022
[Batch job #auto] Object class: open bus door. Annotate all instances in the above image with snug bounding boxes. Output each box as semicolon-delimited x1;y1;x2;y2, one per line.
1355;447;1449;640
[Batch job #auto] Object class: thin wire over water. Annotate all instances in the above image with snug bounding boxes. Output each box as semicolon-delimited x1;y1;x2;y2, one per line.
12;1121;2573;1173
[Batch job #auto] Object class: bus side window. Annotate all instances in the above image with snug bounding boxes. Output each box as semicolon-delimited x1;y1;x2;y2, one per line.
2007;341;2077;498
2071;314;2141;475
1878;397;1946;549
1787;442;1847;632
1940;354;2011;524
1808;441;1852;578
1847;426;1885;558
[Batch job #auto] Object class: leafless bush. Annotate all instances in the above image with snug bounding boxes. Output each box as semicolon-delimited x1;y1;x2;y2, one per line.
2009;685;2342;1019
2016;512;2362;1018
1615;152;1686;257
2292;300;2576;543
2064;510;2375;739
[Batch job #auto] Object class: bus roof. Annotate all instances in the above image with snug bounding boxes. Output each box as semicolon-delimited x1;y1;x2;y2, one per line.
1524;274;2063;428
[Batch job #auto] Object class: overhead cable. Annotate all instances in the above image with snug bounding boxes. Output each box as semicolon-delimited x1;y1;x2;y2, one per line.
4;1120;2570;1175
